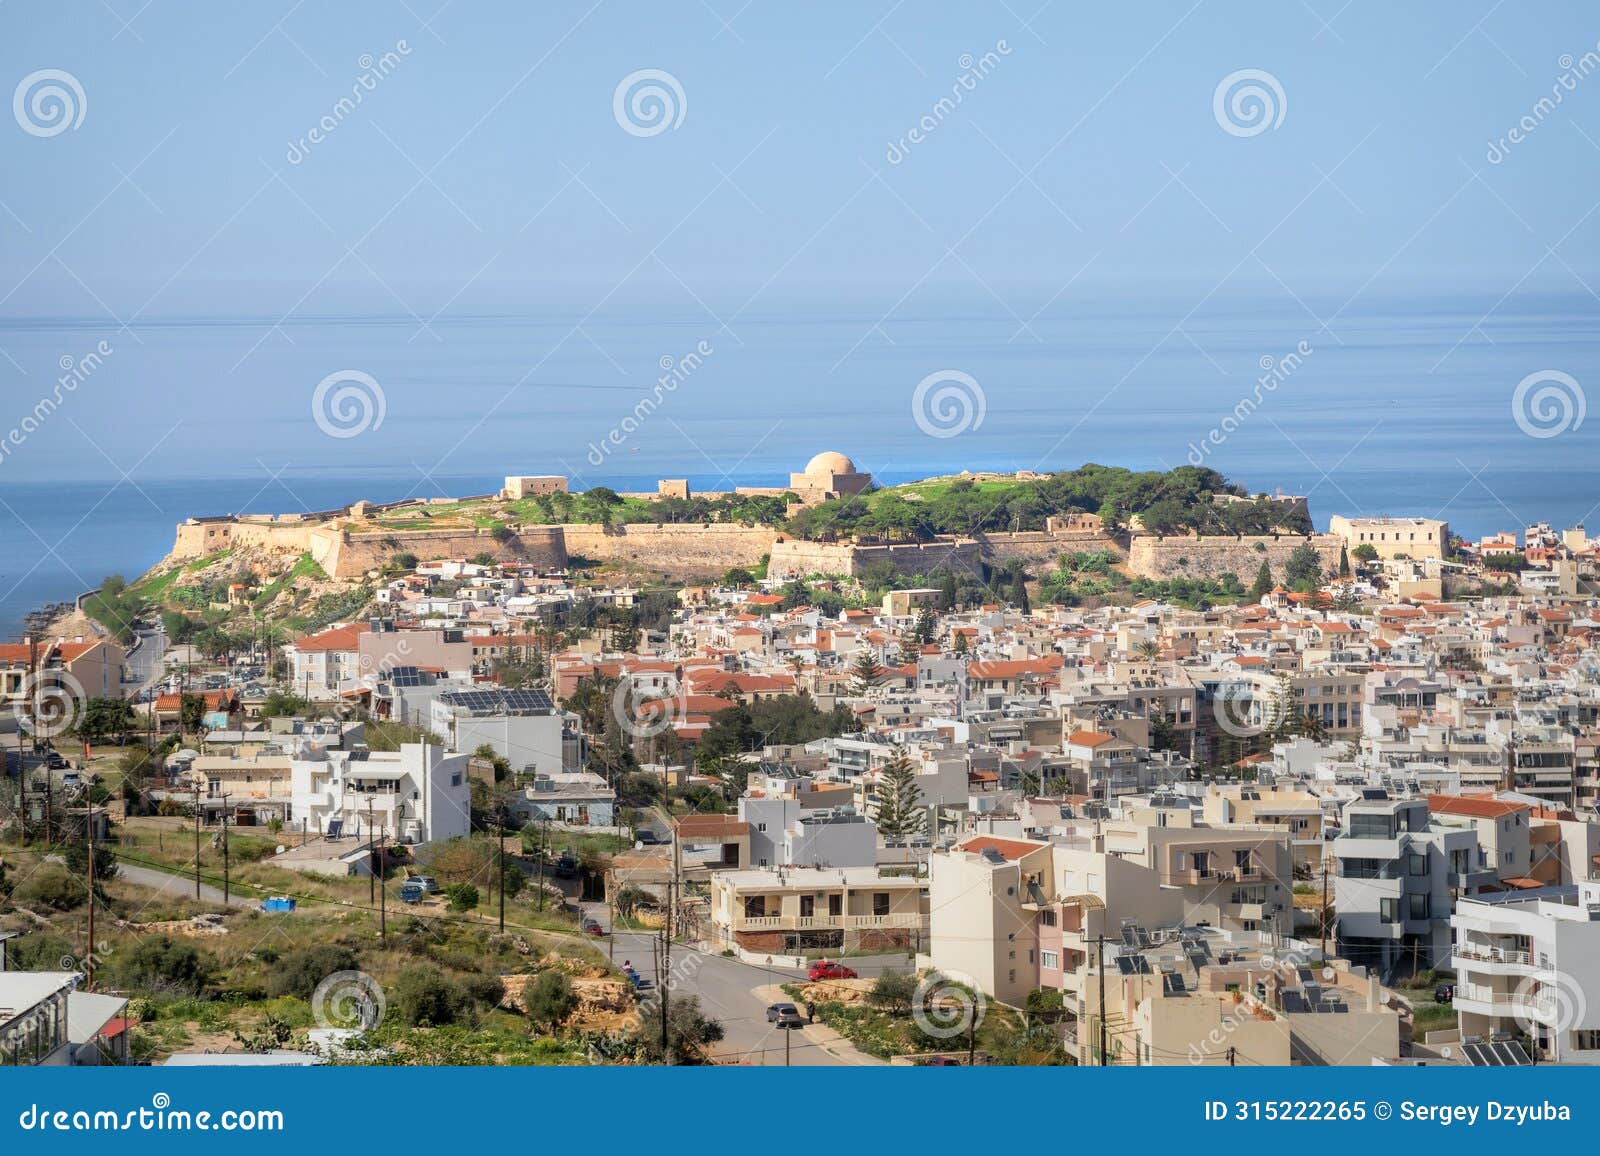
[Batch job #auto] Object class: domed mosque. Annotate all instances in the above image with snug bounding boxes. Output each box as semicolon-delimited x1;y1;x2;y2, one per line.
788;450;873;505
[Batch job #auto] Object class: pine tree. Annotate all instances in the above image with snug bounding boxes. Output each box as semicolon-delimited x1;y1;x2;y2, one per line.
1338;545;1351;578
1249;561;1274;600
938;573;958;612
952;631;969;656
850;650;882;696
1011;574;1030;615
912;606;937;644
875;751;925;836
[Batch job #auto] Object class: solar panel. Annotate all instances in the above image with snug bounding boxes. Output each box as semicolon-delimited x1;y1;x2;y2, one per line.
1460;1042;1492;1066
1186;950;1208;971
1135;926;1153;947
1115;956;1137;975
1120;924;1139;948
438;688;555;714
1163;973;1187;994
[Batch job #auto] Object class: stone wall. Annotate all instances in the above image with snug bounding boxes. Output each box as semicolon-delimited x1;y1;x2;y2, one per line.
560;523;778;577
324;526;567;578
170;519;319;561
978;530;1126;568
767;538;985;580
1125;533;1344;581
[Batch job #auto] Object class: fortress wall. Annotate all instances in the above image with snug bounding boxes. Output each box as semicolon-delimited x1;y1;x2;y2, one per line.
325;526;568;578
978;530;1126;569
768;538;985;580
170;520;318;561
1125;533;1345;581
560;523;778;576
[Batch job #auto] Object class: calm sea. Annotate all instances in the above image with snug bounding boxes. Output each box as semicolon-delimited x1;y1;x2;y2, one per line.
0;292;1595;638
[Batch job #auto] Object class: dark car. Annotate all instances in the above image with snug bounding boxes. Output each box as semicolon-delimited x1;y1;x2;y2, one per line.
636;830;664;846
553;851;578;879
581;918;606;937
1435;983;1454;1004
808;961;858;981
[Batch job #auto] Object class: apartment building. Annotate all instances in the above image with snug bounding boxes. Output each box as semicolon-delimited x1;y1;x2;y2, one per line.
288;742;471;845
1202;785;1328;872
1102;802;1294;935
1452;881;1600;1064
1328;515;1449;561
709;865;928;957
1332;793;1474;977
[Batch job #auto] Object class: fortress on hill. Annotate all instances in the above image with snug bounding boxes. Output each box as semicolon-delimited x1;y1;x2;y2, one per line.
167;450;1344;583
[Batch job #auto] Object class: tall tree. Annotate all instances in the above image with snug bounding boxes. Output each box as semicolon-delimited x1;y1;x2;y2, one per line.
1249;561;1275;600
850;651;882;696
938;572;958;612
874;751;925;837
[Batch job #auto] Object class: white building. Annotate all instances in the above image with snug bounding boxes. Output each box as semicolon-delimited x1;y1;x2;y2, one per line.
427;687;578;776
290;742;471;845
738;795;878;869
1452;882;1600;1064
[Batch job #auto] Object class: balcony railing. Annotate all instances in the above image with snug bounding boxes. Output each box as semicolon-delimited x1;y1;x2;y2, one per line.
1454;944;1532;967
730;912;925;931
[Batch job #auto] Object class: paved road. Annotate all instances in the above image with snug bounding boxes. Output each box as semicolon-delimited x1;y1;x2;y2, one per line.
124;626;168;696
592;903;907;1066
115;861;255;909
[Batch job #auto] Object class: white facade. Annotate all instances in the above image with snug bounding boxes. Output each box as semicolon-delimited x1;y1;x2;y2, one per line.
1452;882;1600;1064
290;742;471;845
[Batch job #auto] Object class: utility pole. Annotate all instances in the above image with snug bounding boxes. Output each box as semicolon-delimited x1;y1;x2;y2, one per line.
85;815;96;991
191;783;202;900
379;824;387;943
1227;1045;1236;1067
658;926;670;1063
366;796;376;905
220;794;231;905
497;806;506;934
536;818;547;911
1320;855;1330;960
15;724;26;845
785;1022;791;1066
967;1003;977;1066
607;875;616;962
1096;933;1108;1067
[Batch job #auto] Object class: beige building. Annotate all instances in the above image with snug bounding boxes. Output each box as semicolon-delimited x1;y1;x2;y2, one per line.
1203;785;1328;872
785;451;873;506
1329;515;1449;561
710;864;928;956
1103;803;1294;935
501;475;569;499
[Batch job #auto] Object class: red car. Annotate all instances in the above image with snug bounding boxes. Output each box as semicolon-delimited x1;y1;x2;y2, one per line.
808;960;858;981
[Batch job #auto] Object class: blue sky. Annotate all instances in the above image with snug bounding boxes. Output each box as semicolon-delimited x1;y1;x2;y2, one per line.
0;1;1597;494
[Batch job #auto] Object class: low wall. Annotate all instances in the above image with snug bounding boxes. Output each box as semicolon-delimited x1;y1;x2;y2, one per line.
325;526;567;578
1125;533;1344;581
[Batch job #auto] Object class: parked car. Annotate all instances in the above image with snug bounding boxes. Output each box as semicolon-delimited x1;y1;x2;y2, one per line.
808;961;858;981
1435;983;1454;1004
581;918;605;937
553;852;578;879
771;1007;805;1029
400;881;426;904
410;875;440;894
766;1002;800;1023
636;830;664;846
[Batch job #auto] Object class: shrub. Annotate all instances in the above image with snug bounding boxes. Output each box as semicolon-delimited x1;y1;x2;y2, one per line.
6;931;74;970
268;944;361;999
444;883;480;912
111;936;210;996
14;864;85;911
393;965;466;1027
522;970;577;1030
460;973;506;1010
865;970;917;1014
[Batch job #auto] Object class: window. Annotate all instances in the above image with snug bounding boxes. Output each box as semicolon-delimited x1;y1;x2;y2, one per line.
1039;909;1057;927
1041;950;1059;969
828;894;842;916
1408;852;1427;876
1380;898;1399;924
1409;892;1430;920
799;895;814;918
1575;1030;1600;1051
1235;848;1252;870
872;892;890;916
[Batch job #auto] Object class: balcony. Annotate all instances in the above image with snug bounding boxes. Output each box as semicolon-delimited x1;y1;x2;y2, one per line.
1453;943;1538;973
729;912;926;932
